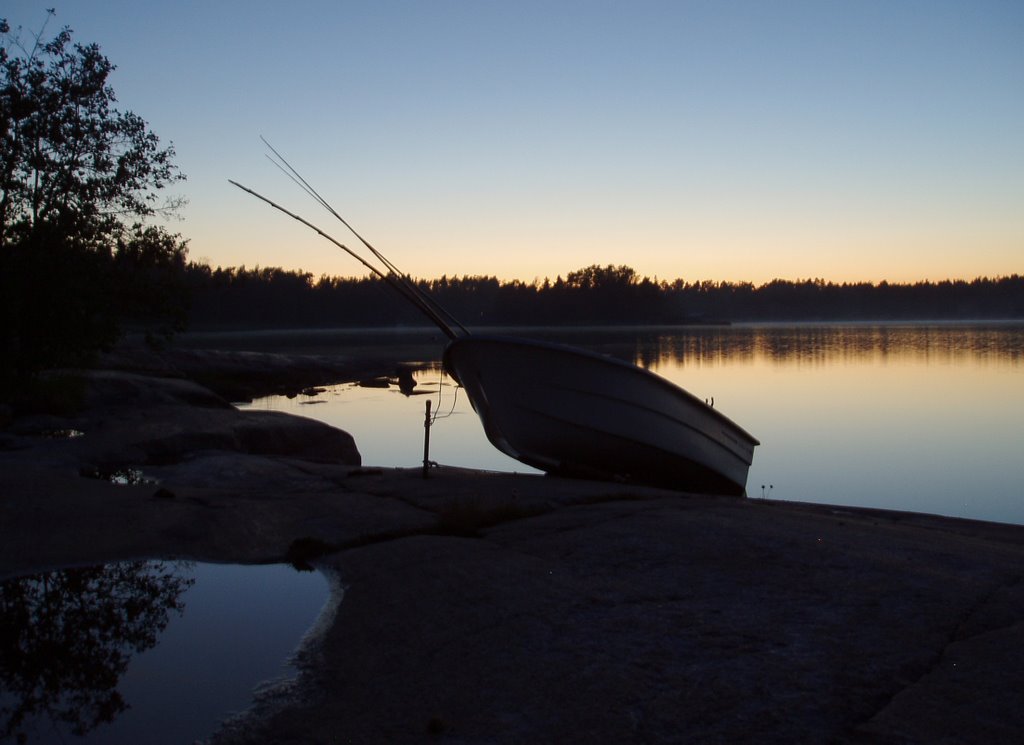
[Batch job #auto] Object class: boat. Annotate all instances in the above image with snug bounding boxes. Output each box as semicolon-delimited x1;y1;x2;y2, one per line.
444;335;758;495
231;146;759;495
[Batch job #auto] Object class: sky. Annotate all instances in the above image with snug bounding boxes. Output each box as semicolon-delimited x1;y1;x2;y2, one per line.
4;1;1022;284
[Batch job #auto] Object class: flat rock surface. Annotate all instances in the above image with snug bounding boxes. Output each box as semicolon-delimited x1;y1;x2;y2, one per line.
3;367;1024;743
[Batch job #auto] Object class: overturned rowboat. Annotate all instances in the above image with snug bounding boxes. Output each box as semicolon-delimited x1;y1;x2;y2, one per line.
232;146;759;495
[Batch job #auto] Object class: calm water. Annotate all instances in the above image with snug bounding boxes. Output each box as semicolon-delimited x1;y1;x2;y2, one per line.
242;323;1024;525
0;561;331;744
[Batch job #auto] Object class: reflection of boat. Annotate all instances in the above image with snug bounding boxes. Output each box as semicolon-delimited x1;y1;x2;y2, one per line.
444;335;758;495
231;149;759;495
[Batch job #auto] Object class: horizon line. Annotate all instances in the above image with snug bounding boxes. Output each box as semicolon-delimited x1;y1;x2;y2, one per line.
186;260;1023;288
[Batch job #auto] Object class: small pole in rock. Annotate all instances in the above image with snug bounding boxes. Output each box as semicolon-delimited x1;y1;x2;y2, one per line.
422;399;432;479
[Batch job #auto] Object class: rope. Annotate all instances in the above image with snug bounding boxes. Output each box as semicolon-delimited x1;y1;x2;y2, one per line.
430;365;460;424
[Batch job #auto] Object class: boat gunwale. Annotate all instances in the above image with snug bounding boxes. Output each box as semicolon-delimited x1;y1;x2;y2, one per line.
444;333;760;446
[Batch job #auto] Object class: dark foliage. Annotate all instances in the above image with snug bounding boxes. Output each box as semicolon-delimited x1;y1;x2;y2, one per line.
186;262;1024;330
1;12;186;389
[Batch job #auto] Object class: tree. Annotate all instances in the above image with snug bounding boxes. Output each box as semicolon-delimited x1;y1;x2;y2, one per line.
564;264;638;290
1;11;187;386
111;223;190;344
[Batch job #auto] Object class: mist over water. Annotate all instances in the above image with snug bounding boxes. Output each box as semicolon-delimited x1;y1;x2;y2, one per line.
242;323;1024;525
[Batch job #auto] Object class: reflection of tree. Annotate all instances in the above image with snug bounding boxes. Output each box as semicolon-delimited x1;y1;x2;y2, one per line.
0;561;193;741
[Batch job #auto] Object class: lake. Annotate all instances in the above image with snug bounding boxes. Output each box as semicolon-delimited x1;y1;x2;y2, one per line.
240;322;1024;525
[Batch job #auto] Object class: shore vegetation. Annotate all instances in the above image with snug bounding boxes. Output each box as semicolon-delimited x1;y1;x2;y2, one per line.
1;11;188;391
185;263;1024;329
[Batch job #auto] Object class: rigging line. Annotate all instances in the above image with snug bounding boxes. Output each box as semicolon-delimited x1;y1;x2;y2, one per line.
264;153;320;206
263;150;428;315
261;137;398;272
261;138;468;336
430;367;460;424
265;162;468;341
228;179;458;340
260;137;470;338
427;345;459;425
262;153;421;299
262;150;409;287
428;372;460;425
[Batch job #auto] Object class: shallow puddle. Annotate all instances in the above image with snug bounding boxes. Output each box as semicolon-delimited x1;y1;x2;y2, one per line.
78;465;157;485
0;560;333;744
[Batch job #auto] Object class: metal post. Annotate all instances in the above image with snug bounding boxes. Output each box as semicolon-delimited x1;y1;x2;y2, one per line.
422;399;432;479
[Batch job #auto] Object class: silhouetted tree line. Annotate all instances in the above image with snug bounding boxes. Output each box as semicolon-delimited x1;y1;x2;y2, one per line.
186;263;1024;329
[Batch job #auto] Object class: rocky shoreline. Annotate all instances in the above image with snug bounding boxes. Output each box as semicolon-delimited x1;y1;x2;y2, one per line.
3;351;1024;743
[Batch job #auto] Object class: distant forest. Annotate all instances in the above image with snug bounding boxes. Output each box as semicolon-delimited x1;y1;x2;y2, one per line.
184;263;1024;329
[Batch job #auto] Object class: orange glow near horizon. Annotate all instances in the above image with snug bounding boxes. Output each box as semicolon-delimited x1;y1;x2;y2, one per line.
189;206;1022;286
190;169;1024;287
7;1;1016;292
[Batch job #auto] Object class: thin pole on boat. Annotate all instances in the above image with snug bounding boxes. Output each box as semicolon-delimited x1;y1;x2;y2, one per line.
228;179;459;340
260;138;470;338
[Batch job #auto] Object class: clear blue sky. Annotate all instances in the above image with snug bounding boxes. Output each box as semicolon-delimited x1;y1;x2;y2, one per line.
5;1;1022;283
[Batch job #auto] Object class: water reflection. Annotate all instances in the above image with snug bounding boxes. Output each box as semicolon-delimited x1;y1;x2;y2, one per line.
437;323;1024;370
624;323;1024;369
0;561;192;742
0;561;330;744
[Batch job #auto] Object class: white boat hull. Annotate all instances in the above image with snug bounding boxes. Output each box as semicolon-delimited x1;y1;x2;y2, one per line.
443;336;759;495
